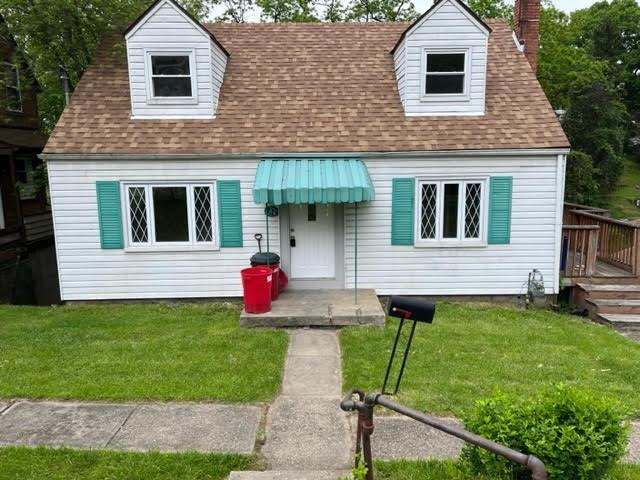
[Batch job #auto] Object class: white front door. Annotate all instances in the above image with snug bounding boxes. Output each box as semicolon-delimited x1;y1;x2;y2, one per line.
289;204;336;279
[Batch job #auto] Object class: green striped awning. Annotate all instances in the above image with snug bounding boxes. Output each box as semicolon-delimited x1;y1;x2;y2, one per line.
252;159;375;205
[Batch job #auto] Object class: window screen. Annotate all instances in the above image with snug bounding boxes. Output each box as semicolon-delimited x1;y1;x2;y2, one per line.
5;63;21;112
425;53;466;95
150;55;193;97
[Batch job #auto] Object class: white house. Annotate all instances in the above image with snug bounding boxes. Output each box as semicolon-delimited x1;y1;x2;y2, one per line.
43;0;569;301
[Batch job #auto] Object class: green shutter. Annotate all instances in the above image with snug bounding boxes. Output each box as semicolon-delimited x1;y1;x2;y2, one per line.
488;176;513;245
96;181;123;249
391;177;415;245
217;180;243;247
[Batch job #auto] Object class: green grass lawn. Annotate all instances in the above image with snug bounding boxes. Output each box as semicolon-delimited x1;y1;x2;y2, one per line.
374;459;640;479
0;303;288;402
341;302;640;416
606;154;640;220
0;447;254;480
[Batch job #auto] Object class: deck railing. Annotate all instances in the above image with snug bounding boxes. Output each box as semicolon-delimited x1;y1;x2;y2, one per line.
561;225;599;277
563;203;640;276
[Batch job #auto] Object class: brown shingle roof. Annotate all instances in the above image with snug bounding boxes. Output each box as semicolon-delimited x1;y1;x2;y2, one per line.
44;20;569;155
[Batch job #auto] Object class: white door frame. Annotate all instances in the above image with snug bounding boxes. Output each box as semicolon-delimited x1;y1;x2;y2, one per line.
279;204;345;289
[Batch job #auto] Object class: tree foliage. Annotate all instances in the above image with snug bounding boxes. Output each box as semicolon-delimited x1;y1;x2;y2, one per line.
467;0;511;22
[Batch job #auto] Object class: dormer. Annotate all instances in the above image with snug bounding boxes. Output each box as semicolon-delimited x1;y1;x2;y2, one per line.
125;0;229;119
392;0;490;116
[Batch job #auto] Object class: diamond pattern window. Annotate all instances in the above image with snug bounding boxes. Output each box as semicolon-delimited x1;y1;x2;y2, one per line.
465;183;482;239
128;187;149;243
417;179;485;243
125;183;216;247
194;186;213;242
420;183;438;239
424;52;466;95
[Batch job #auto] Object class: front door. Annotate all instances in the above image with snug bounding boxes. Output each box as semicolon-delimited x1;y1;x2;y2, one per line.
289;204;336;279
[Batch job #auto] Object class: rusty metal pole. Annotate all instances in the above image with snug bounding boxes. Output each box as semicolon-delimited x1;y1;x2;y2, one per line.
361;393;376;480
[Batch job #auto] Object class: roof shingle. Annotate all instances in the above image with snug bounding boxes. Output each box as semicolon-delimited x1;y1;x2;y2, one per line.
44;20;569;155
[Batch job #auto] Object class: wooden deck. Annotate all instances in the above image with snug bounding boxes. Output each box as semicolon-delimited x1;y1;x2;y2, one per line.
595;260;635;278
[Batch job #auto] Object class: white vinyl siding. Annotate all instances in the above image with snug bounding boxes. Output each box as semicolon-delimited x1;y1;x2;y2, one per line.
393;0;489;116
48;154;564;300
126;0;226;119
343;154;563;295
48;159;278;300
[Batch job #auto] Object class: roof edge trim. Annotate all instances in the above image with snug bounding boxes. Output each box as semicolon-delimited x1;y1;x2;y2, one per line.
124;0;230;57
41;147;571;161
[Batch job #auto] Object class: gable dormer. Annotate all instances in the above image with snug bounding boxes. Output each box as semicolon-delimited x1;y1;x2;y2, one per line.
392;0;490;116
125;0;229;119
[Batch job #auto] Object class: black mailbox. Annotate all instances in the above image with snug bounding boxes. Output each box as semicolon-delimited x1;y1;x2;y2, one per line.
382;296;436;395
388;296;435;324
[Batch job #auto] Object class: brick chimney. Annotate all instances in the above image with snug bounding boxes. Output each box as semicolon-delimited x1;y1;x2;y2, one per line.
514;0;541;72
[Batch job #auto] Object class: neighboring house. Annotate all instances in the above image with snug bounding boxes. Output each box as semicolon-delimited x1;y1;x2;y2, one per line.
0;18;50;248
0;18;58;305
43;0;569;302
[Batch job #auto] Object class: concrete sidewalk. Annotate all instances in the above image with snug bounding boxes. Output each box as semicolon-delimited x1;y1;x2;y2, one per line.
0;400;260;453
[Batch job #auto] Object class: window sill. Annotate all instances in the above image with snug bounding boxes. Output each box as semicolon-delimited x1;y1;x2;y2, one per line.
147;97;198;105
413;241;487;249
125;244;220;253
420;94;470;103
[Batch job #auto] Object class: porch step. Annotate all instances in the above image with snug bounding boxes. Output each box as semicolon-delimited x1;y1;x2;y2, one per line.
587;298;640;314
228;471;350;480
240;289;385;328
578;283;640;299
597;313;640;333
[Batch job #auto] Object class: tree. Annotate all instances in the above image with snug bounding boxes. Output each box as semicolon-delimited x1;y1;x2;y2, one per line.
345;0;417;22
256;0;319;21
570;0;640;132
564;150;599;205
214;0;255;21
537;4;607;110
467;0;511;21
562;80;629;193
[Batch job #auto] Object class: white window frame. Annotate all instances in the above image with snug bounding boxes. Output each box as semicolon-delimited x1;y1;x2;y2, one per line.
4;62;22;113
123;182;218;251
420;48;471;102
415;177;487;247
144;49;198;105
14;155;36;200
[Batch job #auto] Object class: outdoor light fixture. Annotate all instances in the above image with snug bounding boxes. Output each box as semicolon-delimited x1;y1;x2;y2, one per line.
382;296;435;395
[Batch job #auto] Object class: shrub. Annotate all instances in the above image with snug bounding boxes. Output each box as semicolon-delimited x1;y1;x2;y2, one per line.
461;385;630;480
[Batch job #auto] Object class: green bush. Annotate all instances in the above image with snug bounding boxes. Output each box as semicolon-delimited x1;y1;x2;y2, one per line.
461;385;630;480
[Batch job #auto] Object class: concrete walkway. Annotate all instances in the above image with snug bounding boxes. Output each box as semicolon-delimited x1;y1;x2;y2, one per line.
0;400;260;453
231;329;352;479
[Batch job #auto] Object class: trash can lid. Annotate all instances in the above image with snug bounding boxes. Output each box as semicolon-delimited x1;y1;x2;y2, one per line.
251;252;280;265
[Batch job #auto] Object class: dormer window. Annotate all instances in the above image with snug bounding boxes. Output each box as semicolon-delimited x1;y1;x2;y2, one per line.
145;51;197;104
423;50;468;97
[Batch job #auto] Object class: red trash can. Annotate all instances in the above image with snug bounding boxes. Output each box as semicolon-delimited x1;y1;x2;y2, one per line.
250;252;280;301
241;267;273;314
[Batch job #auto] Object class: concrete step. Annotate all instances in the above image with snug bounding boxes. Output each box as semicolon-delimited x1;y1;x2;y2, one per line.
587;298;640;314
578;283;640;300
598;313;640;332
228;471;350;480
241;289;385;328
